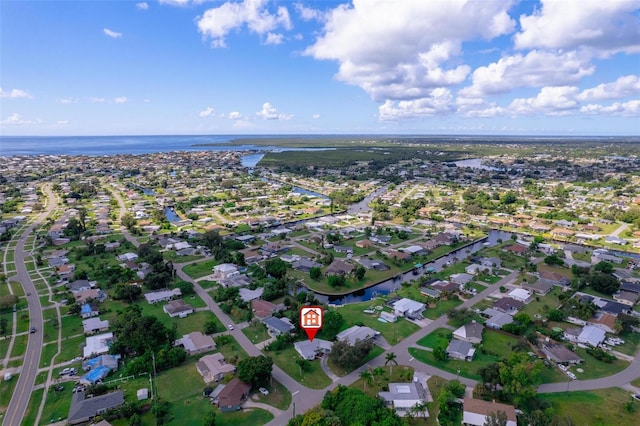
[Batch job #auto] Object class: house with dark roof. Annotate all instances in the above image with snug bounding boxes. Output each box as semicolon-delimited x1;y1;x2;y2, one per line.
67;391;124;425
492;297;524;314
453;322;484;344
163;299;193;318
462;397;517;426
262;316;294;336
357;257;390;271
215;378;251;412
446;339;475;361
325;259;354;276
522;280;554;295
541;345;582;365
251;299;277;319
292;258;322;272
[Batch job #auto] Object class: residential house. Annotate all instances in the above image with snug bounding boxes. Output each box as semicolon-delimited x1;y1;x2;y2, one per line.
357;258;390;271
239;287;264;303
541;345;582;365
492;297;524;315
605;235;627;245
333;245;354;254
462;398;517;426
176;331;216;355
75;289;107;304
251;299;277;320
215;378;251;412
465;264;489;275
82;317;110;335
589;312;618;334
66;279;95;294
446;339;475;361
83;332;113;358
379;311;398;322
387;250;412;262
262;316;294;336
452;322;484;344
163;300;193;318
577;325;606;347
336;325;379;346
614;290;639;306
294;339;333;360
378;381;429;417
144;288;182;304
507;288;531;303
80;354;121;385
484;310;514;329
292;258;322;272
401;245;426;256
212;263;239;280
325;259;355;276
450;273;474;286
219;274;252;288
392;298;425;319
502;244;528;254
117;252;139;262
522;280;554;295
355;239;374;248
479;257;502;269
80;303;100;319
67;391;124;425
196;353;236;383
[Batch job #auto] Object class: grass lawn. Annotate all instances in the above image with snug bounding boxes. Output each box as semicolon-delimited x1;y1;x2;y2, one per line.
217;409;274;426
332;303;420;345
182;259;218;279
58;334;87;363
198;280;218;290
10;334;27;358
416;328;452;348
217;335;250;363
60;314;83;339
39;382;74;425
268;346;331;389
20;388;43;426
40;341;59;368
16;311;30;334
0;374;18;414
328;345;385;377
424;299;463;320
250;378;291;410
350;365;415;399
182;292;207;308
519;287;562;317
541;387;640;426
162;252;203;263
570;348;629;380
421;376;448;426
241;322;271;344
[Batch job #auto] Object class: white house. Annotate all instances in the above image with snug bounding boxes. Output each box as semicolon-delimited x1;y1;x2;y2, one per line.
577;325;606;347
83;333;113;358
507;288;531;303
294;339;333;360
463;398;517;426
392;298;425;319
212;263;239;280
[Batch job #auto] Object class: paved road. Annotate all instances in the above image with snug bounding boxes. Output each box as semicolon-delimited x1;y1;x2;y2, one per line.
3;184;56;426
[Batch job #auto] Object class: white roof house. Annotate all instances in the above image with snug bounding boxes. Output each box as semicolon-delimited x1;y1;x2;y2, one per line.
507;288;532;302
294;339;333;360
336;326;379;346
144;288;182;304
84;332;113;358
392;298;425;318
578;325;606;347
212;263;239;280
82;317;110;335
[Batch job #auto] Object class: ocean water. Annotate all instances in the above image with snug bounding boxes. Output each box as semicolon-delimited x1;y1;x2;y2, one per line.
0;134;327;157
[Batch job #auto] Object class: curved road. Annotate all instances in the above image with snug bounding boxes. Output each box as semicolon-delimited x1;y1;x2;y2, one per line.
3;184;56;426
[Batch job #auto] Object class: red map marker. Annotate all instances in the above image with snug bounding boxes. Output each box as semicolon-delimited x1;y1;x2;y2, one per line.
300;306;323;342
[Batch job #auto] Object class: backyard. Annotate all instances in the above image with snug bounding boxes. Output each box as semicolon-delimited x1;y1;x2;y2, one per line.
541;388;640;426
268;345;332;389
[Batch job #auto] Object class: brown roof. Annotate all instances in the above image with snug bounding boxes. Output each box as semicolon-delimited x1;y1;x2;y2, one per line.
538;270;567;283
463;398;517;422
492;297;524;312
251;299;276;318
503;244;527;253
590;313;616;330
542;345;582;363
218;378;251;407
325;259;354;275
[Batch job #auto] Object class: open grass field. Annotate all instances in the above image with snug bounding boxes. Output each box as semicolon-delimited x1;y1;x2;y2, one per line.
519;286;563;317
571;347;630;380
332;302;420;345
416;328;452;349
541;388;640;426
268;346;331;389
20;388;44;426
424;299;462;320
613;331;640;356
182;259;218;279
241;322;271;344
0;374;18;415
39;382;74;425
250;378;291;410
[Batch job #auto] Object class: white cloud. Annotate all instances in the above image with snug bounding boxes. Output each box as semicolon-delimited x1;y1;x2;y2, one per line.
577;75;640;101
509;86;580;116
103;28;123;39
378;88;454;120
136;2;149;10
464;105;506;118
580;100;640;116
0;87;32;99
312;114;320;119
59;97;79;104
113;96;129;104
159;0;191;6
295;3;325;22
56;120;70;125
460;50;594;97
305;0;514;102
2;113;34;125
515;0;640;54
197;0;292;48
90;97;106;103
256;102;293;120
227;111;245;120
265;32;284;45
199;106;215;117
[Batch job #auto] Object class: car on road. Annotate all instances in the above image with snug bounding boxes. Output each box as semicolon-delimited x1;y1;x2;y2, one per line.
26;292;31;296
228;324;234;330
259;387;269;395
30;327;36;334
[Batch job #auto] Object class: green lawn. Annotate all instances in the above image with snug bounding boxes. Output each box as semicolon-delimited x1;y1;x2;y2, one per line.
40;341;59;368
60;314;83;339
541;388;640;426
217;335;249;363
0;374;19;415
250;378;291;410
20;388;43;426
217;409;274;426
350;365;415;399
424;299;463;320
332;303;420;345
416;328;452;349
613;331;640;356
198;280;218;290
519;287;562;317
58;334;87;363
182;259;218;279
162;252;203;263
268;346;331;389
242;322;271;344
570;347;629;380
328;345;384;377
10;334;27;358
39;382;74;425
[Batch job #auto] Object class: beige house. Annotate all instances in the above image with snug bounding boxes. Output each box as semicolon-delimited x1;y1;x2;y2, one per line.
196;353;236;383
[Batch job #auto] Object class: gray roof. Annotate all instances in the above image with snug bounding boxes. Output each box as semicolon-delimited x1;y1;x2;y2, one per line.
68;391;124;425
294;339;333;359
336;325;379;346
446;339;473;357
262;316;294;333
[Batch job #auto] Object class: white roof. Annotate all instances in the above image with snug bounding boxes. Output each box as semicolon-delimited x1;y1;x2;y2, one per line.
393;298;425;313
214;263;238;272
507;288;531;301
84;332;113;358
463;412;516;426
579;325;606;346
82;317;109;333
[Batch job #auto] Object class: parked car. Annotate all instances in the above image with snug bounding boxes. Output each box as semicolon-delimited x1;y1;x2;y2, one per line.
259;387;269;395
30;327;36;334
54;386;65;392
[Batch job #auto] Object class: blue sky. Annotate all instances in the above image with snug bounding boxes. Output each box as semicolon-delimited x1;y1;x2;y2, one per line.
1;0;639;136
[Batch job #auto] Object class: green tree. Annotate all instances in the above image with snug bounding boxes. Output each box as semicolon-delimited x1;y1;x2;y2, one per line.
385;352;398;376
309;267;322;280
237;355;273;387
203;319;218;335
203;409;217;426
360;369;372;390
484;410;507;426
585;272;620;295
593;261;614;274
318;310;344;340
266;258;287;279
355;265;366;280
433;345;447;361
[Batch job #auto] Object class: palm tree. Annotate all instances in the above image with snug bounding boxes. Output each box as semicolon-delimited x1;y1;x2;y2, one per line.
384;352;398;376
372;367;385;389
359;369;372;390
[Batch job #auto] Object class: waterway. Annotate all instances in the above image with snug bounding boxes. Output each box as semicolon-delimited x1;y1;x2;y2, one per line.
163;207;181;223
453;158;503;171
308;229;514;305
